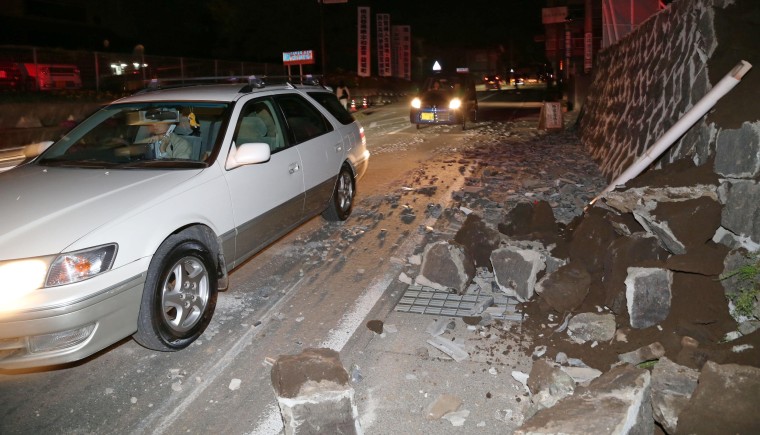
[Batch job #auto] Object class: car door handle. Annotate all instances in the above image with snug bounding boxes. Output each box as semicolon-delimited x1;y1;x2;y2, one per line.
289;162;300;174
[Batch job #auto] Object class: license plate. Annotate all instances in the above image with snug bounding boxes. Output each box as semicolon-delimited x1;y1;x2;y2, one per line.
420;112;434;121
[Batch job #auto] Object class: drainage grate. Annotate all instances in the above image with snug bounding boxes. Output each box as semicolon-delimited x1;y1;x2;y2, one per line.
395;285;523;322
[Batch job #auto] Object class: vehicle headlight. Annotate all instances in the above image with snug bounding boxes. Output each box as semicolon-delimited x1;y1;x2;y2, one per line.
411;97;421;109
449;98;462;110
0;258;52;304
46;244;118;287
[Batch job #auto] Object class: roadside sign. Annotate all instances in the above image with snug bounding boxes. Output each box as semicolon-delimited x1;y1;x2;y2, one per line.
538;102;563;130
282;50;315;66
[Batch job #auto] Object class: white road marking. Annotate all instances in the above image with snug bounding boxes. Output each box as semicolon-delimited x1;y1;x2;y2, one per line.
248;169;468;435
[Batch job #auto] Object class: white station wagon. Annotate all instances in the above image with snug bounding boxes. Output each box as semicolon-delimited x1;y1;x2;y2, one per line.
0;81;369;369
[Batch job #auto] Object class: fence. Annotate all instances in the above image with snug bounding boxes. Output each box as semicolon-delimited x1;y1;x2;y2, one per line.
0;45;284;92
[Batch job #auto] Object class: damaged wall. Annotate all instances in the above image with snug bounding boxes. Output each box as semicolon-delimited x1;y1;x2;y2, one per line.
579;0;760;247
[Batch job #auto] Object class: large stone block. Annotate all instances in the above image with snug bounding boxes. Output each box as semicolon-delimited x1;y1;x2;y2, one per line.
719;179;760;246
271;348;361;435
714;122;760;178
602;233;669;314
416;241;476;294
676;361;760;435
650;357;698;434
625;267;673;329
536;262;591;313
491;246;546;302
516;364;653;435
453;214;501;271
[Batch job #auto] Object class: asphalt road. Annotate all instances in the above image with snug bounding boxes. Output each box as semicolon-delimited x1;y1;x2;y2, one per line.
0;87;554;434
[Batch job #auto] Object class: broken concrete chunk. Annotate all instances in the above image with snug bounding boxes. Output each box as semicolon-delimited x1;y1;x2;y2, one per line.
491;246;546;302
559;366;603;385
453;214;501;270
633;210;687;255
270;348;360;435
425;318;454;337
427;336;469;362
416;241;476;294
527;359;576;411
650;357;699;434
676;361;760;435
467;296;494;316
625;267;673;329
426;394;463;420
535;262;591;313
517;365;652;435
617;342;666;365
720;180;760;248
441;409;470;426
567;312;616;344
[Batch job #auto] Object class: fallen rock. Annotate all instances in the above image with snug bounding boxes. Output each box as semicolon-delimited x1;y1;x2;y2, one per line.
676;361;760;435
618;342;665;365
527;359;576;412
491;246;546;302
625;267;673;329
567;312;616;344
536;262;591;313
516;364;652;434
719;179;760;247
270;348;360;435
568;206;619;273
453;214;501;271
602;233;669;314
649;357;699;434
416;241;476;294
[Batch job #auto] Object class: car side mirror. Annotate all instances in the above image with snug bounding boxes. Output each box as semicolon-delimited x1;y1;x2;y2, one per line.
225;142;271;169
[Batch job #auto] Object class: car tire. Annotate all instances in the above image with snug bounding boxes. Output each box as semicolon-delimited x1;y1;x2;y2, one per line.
322;165;355;221
134;228;218;351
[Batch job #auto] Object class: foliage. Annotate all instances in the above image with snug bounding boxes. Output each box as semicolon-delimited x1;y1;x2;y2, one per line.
720;252;760;319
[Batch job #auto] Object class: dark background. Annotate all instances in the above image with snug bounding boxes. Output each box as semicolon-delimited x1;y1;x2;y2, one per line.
0;0;546;75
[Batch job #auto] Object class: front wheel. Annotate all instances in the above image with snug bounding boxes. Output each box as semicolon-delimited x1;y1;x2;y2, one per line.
134;230;218;351
322;166;355;221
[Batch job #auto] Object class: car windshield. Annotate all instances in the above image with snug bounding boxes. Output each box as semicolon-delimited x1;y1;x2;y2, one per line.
37;102;230;169
422;75;467;94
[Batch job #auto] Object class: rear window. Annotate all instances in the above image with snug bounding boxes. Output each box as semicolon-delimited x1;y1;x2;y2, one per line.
307;92;355;125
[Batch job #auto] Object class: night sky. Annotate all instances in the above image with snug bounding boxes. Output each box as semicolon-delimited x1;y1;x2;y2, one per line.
1;0;546;74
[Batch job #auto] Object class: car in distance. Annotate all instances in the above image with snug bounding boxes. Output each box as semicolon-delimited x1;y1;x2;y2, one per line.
483;75;501;90
0;79;369;369
410;72;478;130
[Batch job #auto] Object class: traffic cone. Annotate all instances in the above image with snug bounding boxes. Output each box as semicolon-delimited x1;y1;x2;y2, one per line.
362;97;368;109
350;99;357;112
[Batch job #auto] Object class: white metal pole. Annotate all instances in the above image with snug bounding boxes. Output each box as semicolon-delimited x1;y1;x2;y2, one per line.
590;60;752;204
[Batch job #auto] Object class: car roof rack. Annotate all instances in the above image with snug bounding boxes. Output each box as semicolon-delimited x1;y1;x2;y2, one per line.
134;74;328;94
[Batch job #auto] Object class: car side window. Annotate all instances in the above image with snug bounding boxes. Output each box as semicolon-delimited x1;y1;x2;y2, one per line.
273;94;333;144
307;91;355;125
233;99;286;153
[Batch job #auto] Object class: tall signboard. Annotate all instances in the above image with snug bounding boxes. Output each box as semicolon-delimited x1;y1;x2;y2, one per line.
357;7;371;77
376;13;392;77
392;25;411;80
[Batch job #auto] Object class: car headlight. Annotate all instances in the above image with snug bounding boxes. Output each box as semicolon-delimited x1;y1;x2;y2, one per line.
46;244;118;287
449;98;462;110
411;97;421;109
0;258;52;305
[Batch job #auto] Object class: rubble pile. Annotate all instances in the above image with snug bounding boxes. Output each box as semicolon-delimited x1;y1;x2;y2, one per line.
401;127;760;433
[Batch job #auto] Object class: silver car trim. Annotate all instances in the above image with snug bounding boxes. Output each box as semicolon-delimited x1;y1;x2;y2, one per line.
12;273;145;315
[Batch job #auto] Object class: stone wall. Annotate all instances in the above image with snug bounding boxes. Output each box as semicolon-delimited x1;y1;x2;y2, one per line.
579;0;760;247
